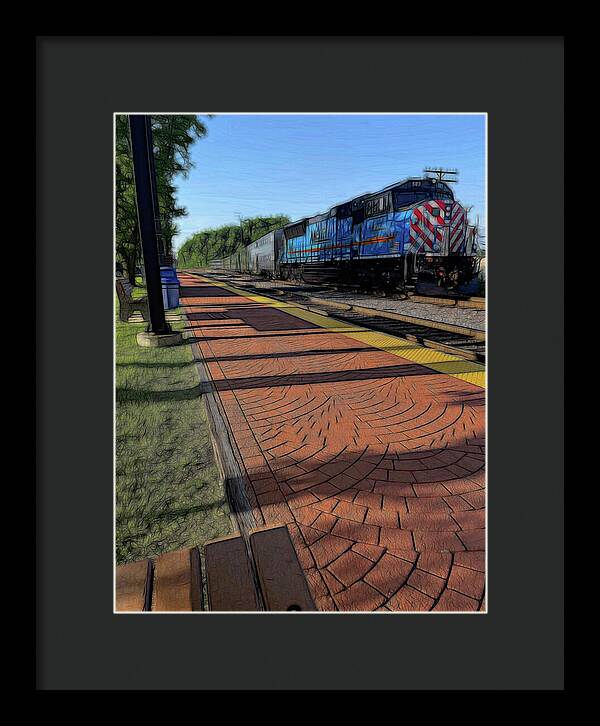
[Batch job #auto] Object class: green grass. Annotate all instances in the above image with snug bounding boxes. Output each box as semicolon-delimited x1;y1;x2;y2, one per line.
115;294;232;564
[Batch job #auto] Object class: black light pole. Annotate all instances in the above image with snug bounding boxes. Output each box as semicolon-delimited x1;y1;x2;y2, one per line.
129;114;170;335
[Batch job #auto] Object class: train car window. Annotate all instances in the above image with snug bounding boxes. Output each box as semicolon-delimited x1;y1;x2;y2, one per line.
284;222;306;240
365;193;391;218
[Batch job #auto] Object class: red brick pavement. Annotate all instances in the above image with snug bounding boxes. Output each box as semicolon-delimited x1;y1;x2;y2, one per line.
179;274;486;612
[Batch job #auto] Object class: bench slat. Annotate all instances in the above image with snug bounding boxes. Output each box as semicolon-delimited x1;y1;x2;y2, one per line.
190;547;204;611
250;526;316;611
115;559;152;612
116;278;149;323
116;278;139;302
205;534;260;611
152;549;200;612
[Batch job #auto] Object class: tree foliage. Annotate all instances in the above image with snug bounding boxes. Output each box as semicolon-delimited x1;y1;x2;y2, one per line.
115;115;207;283
177;215;291;269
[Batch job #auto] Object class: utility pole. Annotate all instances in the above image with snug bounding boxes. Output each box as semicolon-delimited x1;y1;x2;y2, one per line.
423;168;459;184
237;214;245;246
129;115;171;337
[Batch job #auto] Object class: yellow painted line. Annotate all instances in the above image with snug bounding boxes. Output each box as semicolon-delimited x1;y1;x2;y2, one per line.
191;275;486;389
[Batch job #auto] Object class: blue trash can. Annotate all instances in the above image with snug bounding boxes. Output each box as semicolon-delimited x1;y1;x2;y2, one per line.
160;266;180;310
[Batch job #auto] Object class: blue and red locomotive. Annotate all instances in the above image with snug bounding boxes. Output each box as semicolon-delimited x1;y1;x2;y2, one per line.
222;176;482;295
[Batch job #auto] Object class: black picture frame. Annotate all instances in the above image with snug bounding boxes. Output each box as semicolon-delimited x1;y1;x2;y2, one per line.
36;36;564;691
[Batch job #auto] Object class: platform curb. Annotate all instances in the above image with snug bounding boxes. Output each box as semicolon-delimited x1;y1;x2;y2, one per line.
182;315;266;610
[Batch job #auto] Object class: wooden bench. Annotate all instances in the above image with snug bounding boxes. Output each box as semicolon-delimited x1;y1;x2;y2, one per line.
116;277;150;322
115;526;316;612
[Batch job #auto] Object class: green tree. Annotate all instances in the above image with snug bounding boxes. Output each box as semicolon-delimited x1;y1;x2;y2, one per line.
177;215;291;269
115;115;208;283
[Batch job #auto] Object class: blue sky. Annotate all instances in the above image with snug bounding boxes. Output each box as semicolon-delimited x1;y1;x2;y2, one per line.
172;114;486;251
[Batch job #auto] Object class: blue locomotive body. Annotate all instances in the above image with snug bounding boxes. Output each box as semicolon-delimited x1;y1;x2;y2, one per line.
228;177;481;295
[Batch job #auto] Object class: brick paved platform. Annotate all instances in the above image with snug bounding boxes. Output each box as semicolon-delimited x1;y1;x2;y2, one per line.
179;273;486;612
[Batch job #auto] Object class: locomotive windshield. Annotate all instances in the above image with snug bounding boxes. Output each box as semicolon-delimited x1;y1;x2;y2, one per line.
392;179;454;209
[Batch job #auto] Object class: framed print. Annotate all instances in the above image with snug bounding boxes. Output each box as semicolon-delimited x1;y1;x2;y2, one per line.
37;36;563;691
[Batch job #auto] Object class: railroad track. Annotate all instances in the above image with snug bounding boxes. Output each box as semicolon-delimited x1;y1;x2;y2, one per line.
194;271;486;365
407;293;485;310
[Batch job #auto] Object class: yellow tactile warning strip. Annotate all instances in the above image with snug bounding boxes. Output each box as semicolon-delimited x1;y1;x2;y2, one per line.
194;275;486;389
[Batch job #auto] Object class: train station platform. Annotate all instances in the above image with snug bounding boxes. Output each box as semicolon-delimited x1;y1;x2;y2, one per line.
179;272;486;612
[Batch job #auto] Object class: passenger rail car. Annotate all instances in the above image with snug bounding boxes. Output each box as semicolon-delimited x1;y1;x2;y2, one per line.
247;229;284;276
221;177;481;295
